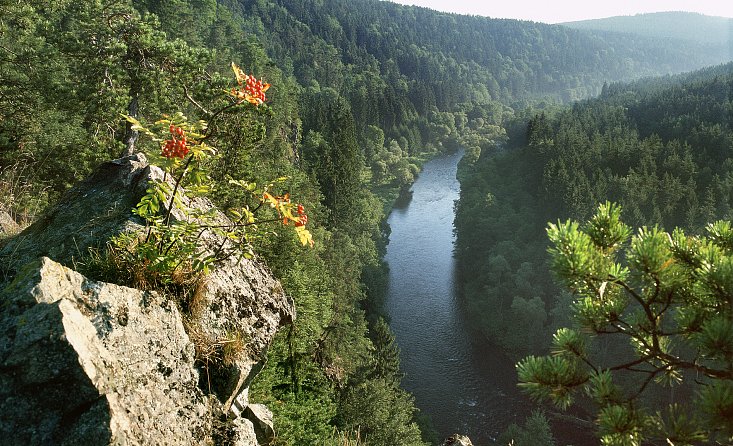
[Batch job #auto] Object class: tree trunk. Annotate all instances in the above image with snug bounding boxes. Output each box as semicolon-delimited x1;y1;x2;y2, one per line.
121;80;141;157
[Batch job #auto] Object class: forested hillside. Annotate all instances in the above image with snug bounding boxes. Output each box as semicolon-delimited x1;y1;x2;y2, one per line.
237;0;732;105
3;0;732;444
454;62;733;443
455;61;733;355
563;11;733;46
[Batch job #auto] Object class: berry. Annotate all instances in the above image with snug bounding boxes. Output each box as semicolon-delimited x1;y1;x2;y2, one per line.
161;126;189;159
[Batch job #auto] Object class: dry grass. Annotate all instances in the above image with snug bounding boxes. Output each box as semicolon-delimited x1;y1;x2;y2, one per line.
185;321;251;397
329;429;364;446
78;234;204;296
186;323;250;368
0;162;50;230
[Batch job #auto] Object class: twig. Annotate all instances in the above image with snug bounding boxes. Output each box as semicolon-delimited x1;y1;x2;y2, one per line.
183;84;211;116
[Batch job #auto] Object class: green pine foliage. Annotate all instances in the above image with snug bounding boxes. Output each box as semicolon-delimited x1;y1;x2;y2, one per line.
454;63;733;359
517;203;733;445
497;411;556;446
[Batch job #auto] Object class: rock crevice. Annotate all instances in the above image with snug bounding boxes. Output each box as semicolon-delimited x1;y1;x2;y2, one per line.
0;154;294;445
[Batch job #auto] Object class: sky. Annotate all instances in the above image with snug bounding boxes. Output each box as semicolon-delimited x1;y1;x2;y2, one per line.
389;0;733;24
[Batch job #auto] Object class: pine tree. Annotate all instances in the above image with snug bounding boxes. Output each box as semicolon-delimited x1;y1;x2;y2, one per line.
517;202;733;445
370;318;402;383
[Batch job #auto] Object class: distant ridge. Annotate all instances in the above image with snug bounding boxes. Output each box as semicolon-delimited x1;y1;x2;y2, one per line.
561;11;732;46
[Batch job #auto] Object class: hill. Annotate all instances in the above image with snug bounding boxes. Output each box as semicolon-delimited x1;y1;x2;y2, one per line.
235;0;732;106
562;11;733;47
455;60;733;356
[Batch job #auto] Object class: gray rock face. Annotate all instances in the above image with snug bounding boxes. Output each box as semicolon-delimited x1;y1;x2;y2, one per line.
0;210;18;236
0;154;296;445
245;404;275;445
443;434;474;446
1;257;211;445
1;154;151;273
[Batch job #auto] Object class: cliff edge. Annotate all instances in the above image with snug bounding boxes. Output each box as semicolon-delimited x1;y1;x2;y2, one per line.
0;154;294;445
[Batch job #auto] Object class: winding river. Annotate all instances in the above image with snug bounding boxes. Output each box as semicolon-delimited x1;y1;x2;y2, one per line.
384;150;530;443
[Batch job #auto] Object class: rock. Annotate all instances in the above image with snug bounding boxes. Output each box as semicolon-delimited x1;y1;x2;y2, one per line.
0;210;18;236
0;154;294;444
228;417;258;446
0;154;151;274
443;434;474;446
0;257;219;444
245;404;275;445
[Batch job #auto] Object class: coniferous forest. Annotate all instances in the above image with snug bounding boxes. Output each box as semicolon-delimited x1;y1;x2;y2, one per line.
1;0;732;445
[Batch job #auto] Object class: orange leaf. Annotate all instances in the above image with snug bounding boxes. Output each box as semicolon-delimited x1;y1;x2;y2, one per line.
231;62;247;86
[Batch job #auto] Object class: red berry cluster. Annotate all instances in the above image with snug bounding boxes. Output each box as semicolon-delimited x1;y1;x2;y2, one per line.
162;125;189;159
243;74;268;104
230;64;271;106
295;203;308;227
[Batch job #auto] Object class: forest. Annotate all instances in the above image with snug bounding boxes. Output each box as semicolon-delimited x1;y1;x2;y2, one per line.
455;62;733;354
1;0;731;444
455;63;733;444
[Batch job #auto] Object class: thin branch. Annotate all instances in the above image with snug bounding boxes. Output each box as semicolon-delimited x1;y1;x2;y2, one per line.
628;365;671;401
163;154;195;227
655;288;674;319
201;218;285;229
658;353;733;380
205;101;242;134
183;84;211;116
613;275;658;326
608;355;654;372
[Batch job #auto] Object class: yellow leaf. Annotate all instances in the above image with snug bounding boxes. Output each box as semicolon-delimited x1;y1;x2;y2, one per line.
263;192;279;207
231;62;246;85
295;225;314;247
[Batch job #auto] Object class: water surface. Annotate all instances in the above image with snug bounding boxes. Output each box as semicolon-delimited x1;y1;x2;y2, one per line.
385;150;529;443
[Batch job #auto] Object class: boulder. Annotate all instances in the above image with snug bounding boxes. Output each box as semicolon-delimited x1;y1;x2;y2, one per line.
443;434;474;446
0;154;296;444
245;404;275;445
0;257;216;444
0;154;151;273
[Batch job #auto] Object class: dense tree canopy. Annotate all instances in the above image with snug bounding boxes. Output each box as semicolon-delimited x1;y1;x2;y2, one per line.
454;58;733;444
455;63;733;357
3;0;732;443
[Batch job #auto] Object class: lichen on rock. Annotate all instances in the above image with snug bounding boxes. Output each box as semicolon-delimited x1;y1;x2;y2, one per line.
1;257;211;444
0;154;295;445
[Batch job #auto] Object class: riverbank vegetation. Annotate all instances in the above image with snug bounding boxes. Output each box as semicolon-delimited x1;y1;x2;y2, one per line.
455;62;733;443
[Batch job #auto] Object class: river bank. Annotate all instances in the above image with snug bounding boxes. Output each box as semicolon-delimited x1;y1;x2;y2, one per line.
384;149;532;443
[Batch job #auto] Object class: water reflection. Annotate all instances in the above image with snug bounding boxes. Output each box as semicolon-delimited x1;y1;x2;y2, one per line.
384;150;530;443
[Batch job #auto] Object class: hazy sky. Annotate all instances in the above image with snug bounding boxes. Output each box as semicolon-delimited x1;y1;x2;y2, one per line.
389;0;733;24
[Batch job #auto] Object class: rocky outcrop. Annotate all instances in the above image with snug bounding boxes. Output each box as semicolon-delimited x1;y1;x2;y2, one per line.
0;154;152;271
1;257;213;444
0;154;295;445
443;434;474;446
0;210;18;236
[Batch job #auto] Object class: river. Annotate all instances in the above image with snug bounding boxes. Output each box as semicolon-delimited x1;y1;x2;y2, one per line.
384;149;530;444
